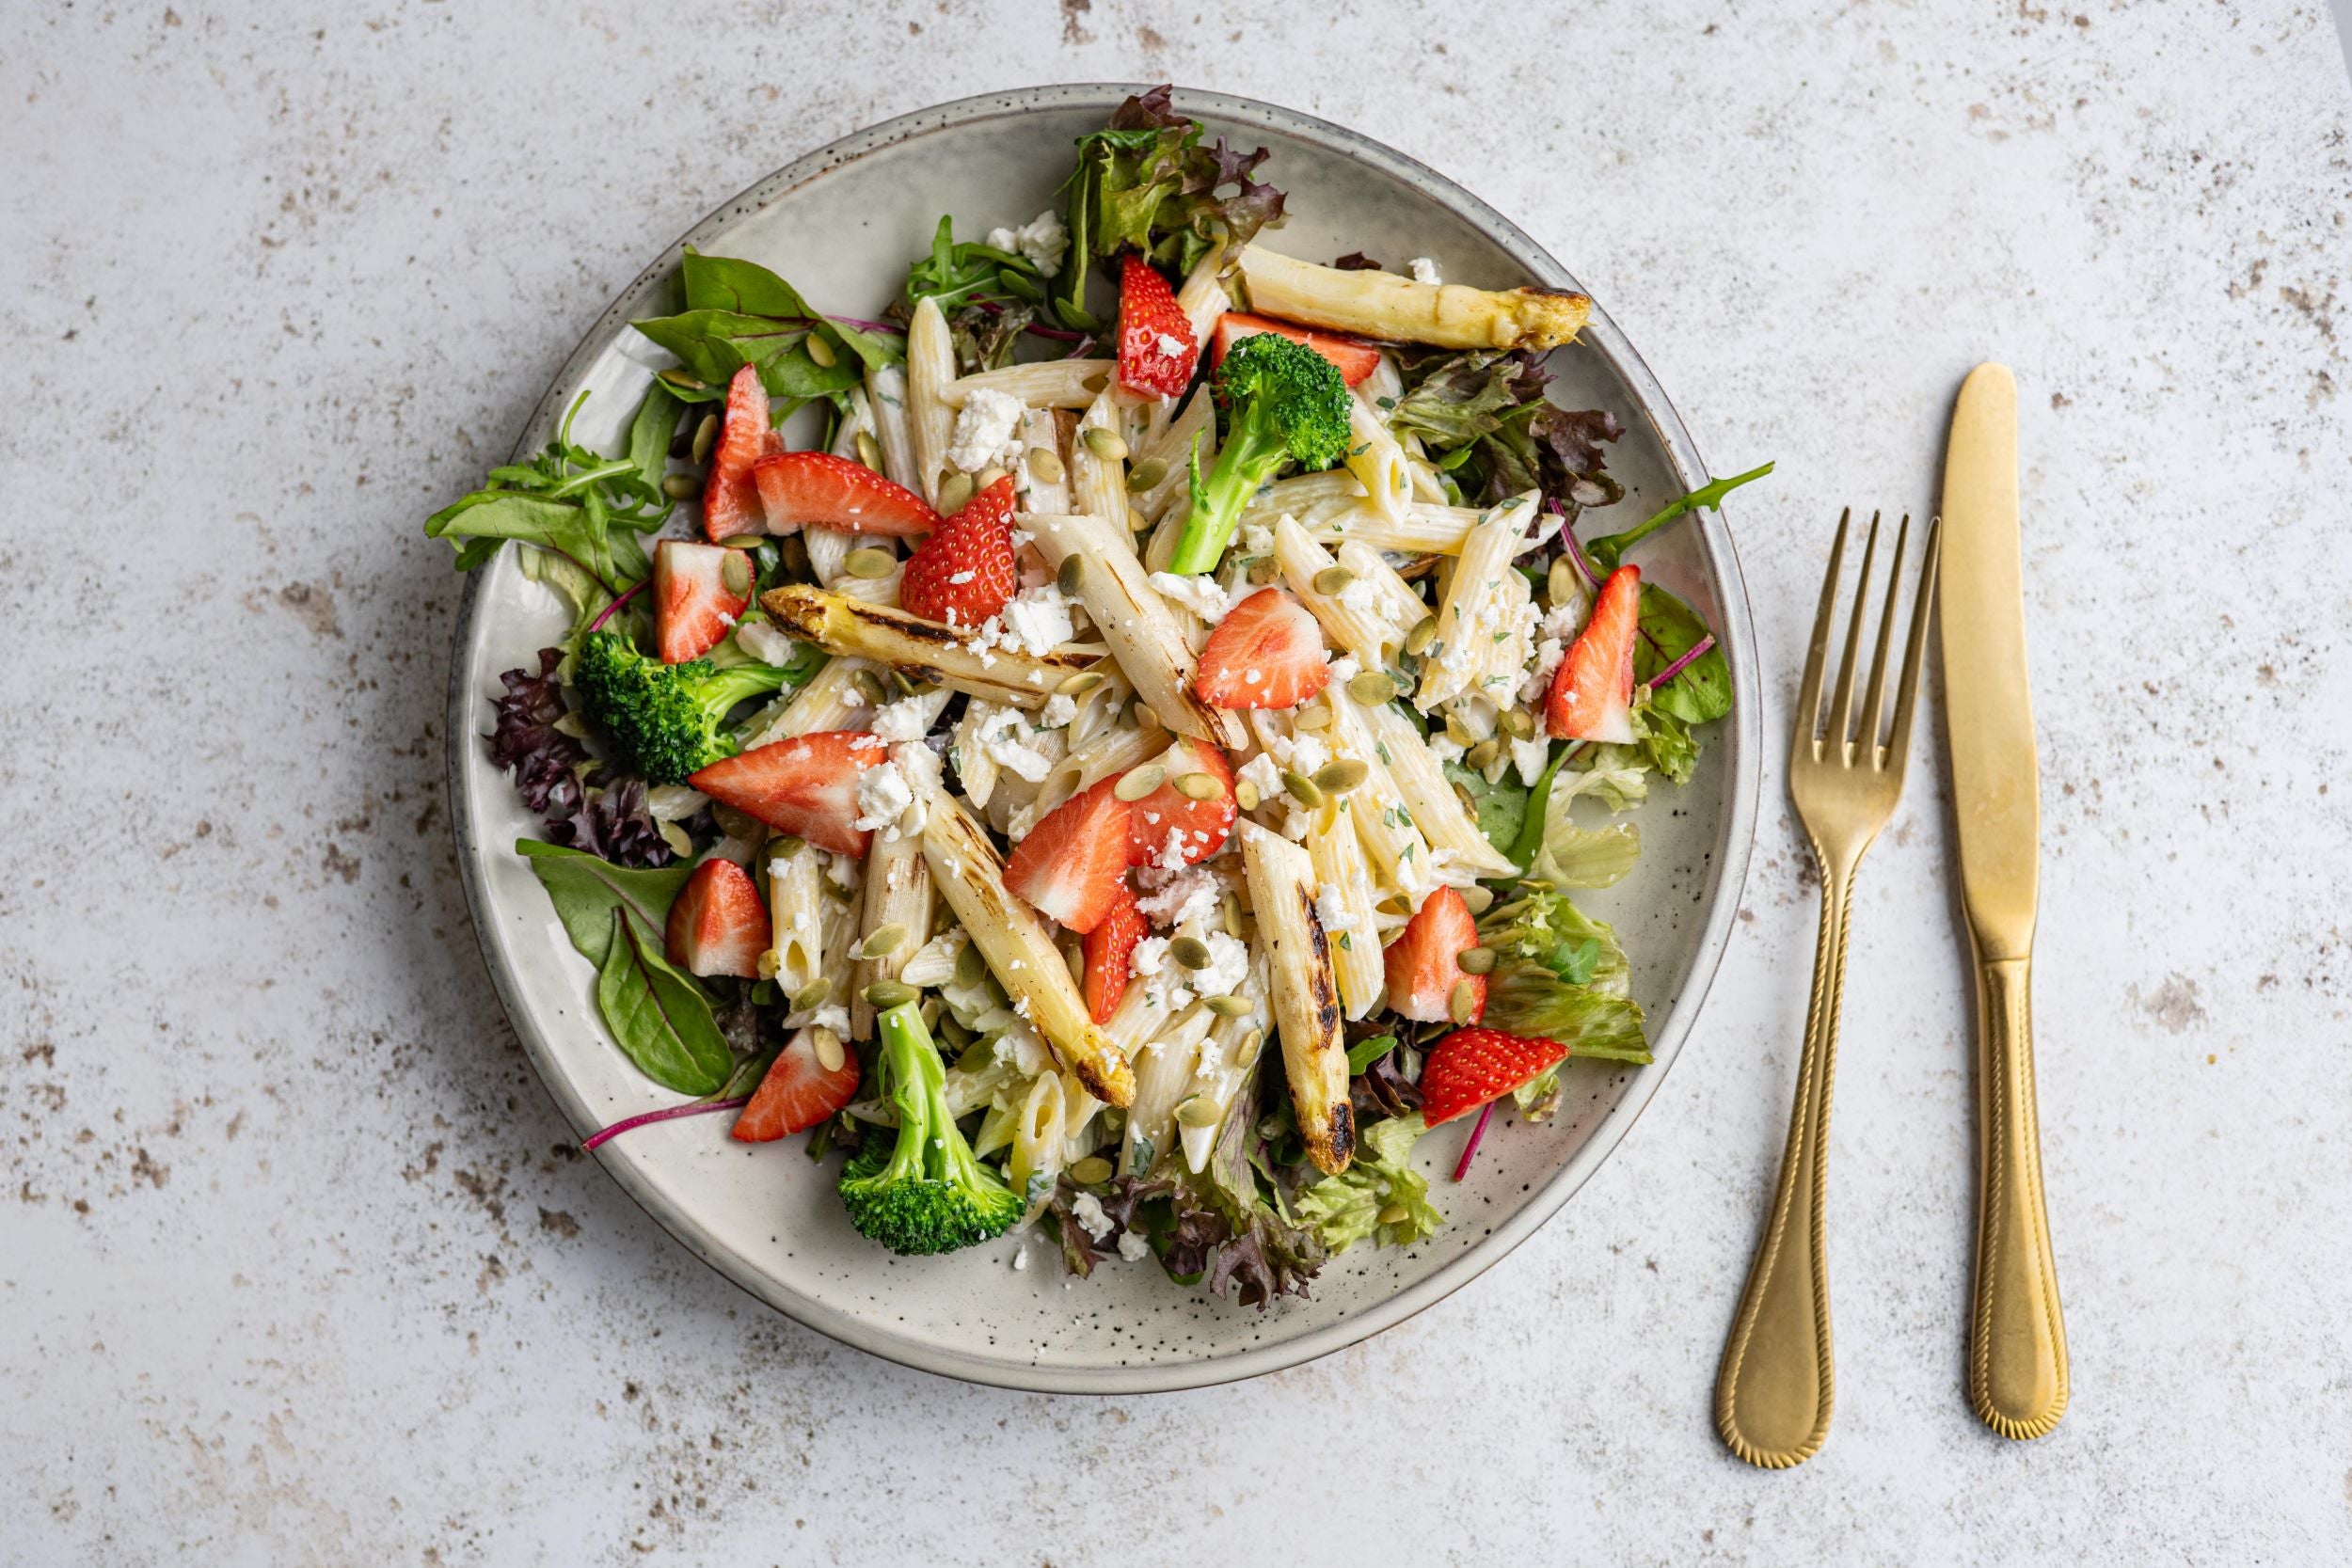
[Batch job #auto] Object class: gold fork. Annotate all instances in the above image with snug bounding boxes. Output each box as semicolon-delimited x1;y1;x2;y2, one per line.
1714;509;1941;1469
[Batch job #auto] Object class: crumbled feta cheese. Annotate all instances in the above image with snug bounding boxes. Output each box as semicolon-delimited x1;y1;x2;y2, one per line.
733;618;797;667
870;694;935;742
991;1020;1054;1077
810;1004;850;1037
1136;863;1219;930
972;703;1055;782
948;569;976;585
1116;1229;1152;1262
1152;827;1190;872
946;386;1025;474
1511;734;1550;786
1038;692;1079;729
1236;752;1283;802
984;207;1070;277
851;759;916;836
1070;1191;1114;1243
998;584;1074;655
1130;935;1171;980
1315;882;1362;940
824;851;861;891
1012;1244;1031;1272
1153;331;1187;358
1185;930;1249;999
1239;519;1276;557
1408;256;1442;285
1338;575;1379;612
1149;571;1237;623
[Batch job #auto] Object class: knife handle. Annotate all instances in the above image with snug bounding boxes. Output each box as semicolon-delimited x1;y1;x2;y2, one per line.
1968;953;2069;1438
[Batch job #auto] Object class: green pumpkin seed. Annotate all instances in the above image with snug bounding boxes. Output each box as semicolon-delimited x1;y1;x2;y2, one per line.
1457;945;1498;975
1028;446;1066;483
1173;771;1219;801
1280;770;1324;809
1233;779;1261;812
1113;763;1166;802
1131;703;1160;732
850;669;888;706
720;552;754;597
1221;892;1244;940
862;978;917;1010
954;940;987;989
1466;738;1502;771
854;430;884;473
691;412;720;466
1449;979;1480;1023
1347;671;1397;706
1311;565;1356;597
789;978;833;1012
1518;877;1555;894
657;368;706;392
937;471;975;515
1312;759;1369;795
1168;936;1214;971
974;466;1009;493
844;546;897;580
1498;706;1536;739
1459;884;1495;914
1235;1028;1263;1068
812;1028;847;1072
1377;892;1413;916
1376;1203;1409;1226
918;994;942;1029
1547;556;1578;609
657;819;693;859
1444;712;1477;748
1203;992;1251;1018
1082;426;1128;462
1126;457;1168;492
1403;614;1439;656
804;332;836;369
1057;554;1087;597
1294;703;1332;732
716;532;767;550
660;472;702;501
1057;670;1105;698
1128;506;1153;533
1070;1155;1114;1185
859;923;907;961
1174;1094;1223;1129
1453;782;1478;815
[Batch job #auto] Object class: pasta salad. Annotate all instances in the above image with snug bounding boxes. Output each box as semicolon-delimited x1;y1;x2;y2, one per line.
434;87;1767;1304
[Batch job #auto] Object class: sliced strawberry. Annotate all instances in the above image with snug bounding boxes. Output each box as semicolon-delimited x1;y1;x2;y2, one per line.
1193;588;1331;710
1082;883;1146;1023
1002;777;1133;934
1545;563;1641;744
1125;736;1236;867
703;365;778;543
653;539;755;664
1382;885;1486;1024
688;730;882;855
1117;255;1198;399
732;1027;860;1142
752;450;941;538
899;475;1018;626
1211;311;1382;388
664;858;771;978
1420;1026;1568;1127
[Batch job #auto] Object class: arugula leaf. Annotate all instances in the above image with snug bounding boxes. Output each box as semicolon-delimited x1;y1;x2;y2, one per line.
424;491;649;598
517;839;697;965
1343;1033;1399;1076
595;909;732;1095
894;216;1053;372
624;383;684;513
1295;1114;1442;1253
1584;460;1774;572
630;248;898;409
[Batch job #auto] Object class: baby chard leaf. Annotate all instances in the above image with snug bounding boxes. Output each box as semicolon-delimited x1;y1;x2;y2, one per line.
517;839;697;965
595;909;733;1096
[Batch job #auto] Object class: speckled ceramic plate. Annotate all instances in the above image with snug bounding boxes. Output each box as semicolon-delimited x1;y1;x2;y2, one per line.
447;85;1760;1393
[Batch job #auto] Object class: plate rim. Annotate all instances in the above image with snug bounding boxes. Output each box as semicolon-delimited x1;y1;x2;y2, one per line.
445;82;1762;1394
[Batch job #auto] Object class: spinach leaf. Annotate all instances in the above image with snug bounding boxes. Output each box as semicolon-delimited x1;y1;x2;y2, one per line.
632;248;898;409
1444;759;1529;859
1635;582;1733;726
595;909;732;1095
517;839;697;965
624;383;683;511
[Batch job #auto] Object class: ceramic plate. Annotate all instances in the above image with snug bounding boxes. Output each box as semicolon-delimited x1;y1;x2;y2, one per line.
446;85;1760;1392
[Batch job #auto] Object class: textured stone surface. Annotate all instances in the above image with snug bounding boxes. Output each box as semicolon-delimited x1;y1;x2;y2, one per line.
5;4;2348;1561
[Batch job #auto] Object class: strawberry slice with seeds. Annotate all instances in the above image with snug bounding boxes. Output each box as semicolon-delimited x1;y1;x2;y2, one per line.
1125;736;1236;867
1193;587;1331;710
1082;883;1146;1022
899;474;1019;626
688;730;884;856
1545;562;1642;743
703;365;778;543
1002;777;1133;934
664;858;771;978
732;1027;860;1142
1117;255;1199;399
653;539;755;664
752;450;941;538
1211;311;1382;388
1382;885;1486;1024
1419;1025;1569;1127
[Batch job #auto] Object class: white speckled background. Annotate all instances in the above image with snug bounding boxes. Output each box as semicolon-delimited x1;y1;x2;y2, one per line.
5;4;2348;1562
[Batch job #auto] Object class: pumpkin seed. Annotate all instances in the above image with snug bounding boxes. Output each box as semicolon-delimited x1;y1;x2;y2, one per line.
757;950;782;980
844;546;897;579
1233;779;1261;812
1081;371;1110;393
1236;1028;1264;1068
850;669;887;707
862;978;917;1010
1311;565;1356;596
804;332;836;369
1376;1203;1410;1226
1070;1155;1114;1185
1057;670;1105;696
1168;936;1214;971
812;1028;846;1073
1057;554;1087;597
1173;771;1219;801
854;430;883;473
720;552;754;597
1128;506;1153;534
657;367;706;391
716;532;767;550
1113;764;1166;801
1082;426;1128;462
954;941;987;989
1221;892;1244;939
660;472;702;501
1347;670;1397;706
1377;892;1413;916
1457;945;1498;975
1444;712;1477;748
859;923;908;961
691;412;719;465
1126;457;1168;492
1547;556;1579;609
1131;703;1160;732
776;532;811;578
1312;759;1369;795
890;669;921;696
657;819;693;859
1453;782;1478;814
1403;614;1439;656
1280;770;1324;809
1449;979;1480;1023
1294;703;1332;732
1203;992;1251;1018
1498;706;1536;739
789;978;833;1012
1519;877;1556;894
1027;446;1065;483
1466;737;1501;772
1174;1094;1223;1129
1459;884;1495;914
918;994;942;1029
937;471;975;515
974;465;1008;492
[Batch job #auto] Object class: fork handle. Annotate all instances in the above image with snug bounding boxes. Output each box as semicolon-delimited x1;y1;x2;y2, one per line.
1967;953;2069;1438
1714;848;1855;1468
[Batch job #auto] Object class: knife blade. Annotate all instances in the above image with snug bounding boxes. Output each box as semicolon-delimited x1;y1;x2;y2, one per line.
1939;363;2038;959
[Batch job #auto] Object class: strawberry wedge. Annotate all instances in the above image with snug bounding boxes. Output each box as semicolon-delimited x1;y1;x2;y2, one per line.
653;539;755;664
1194;587;1331;710
1117;255;1199;399
752;450;940;538
1420;1026;1569;1127
1002;777;1132;934
1382;885;1486;1023
703;365;777;543
665;858;771;978
732;1028;860;1142
1125;736;1235;867
1082;884;1146;1023
1211;311;1382;388
689;731;884;856
899;475;1018;626
1546;563;1641;743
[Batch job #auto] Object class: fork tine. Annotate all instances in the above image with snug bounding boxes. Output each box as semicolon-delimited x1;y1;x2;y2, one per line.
1858;514;1912;755
1825;512;1882;753
1884;515;1943;771
1795;509;1851;754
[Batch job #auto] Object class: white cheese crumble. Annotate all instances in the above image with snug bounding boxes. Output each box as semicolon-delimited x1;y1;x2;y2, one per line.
1116;1229;1152;1262
971;702;1055;782
1408;256;1443;285
851;759;916;837
869;694;935;742
1130;935;1171;980
1037;692;1079;729
1511;732;1551;786
1136;863;1220;930
1153;331;1188;358
946;386;1026;474
1149;571;1238;623
1012;1244;1031;1272
1315;882;1361;941
991;1020;1054;1077
733;618;797;667
984;207;1070;278
823;850;860;891
1070;1191;1114;1243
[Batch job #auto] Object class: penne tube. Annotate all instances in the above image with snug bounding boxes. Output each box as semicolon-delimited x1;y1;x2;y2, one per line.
1311;697;1438;899
1068;388;1130;534
1344;397;1414;525
763;840;828;997
1360;351;1406;409
1057;1069;1109;1166
1017;511;1250;751
744;657;874;748
1009;1072;1067;1199
864;362;922;493
1014;407;1071;515
1272;517;1430;673
904;297;957;502
1133;386;1216;523
761;584;1100;710
1306;806;1386;1019
1062;666;1135;752
942;359;1116;409
1416;491;1539;708
1237;822;1353;1175
850;832;931;1042
949;701;1003;811
914;777;1136;1107
1036;715;1162;821
1354;692;1520;879
1175;238;1232;348
1180;972;1270;1172
1235;244;1592;352
1464;565;1535;707
1121;1005;1216;1175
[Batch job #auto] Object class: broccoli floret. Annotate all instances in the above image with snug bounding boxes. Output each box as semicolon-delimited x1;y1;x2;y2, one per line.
838;1002;1025;1256
572;629;790;784
1166;331;1353;574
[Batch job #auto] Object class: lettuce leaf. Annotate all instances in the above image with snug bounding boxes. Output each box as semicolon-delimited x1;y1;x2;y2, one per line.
1295;1114;1442;1254
1476;888;1650;1066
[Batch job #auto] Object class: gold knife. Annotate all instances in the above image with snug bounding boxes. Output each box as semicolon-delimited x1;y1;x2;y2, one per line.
1939;363;2070;1439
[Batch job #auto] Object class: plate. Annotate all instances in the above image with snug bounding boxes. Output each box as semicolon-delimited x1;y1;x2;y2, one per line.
446;84;1760;1392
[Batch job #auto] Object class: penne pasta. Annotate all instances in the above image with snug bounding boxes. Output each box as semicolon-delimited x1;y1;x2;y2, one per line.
761;584;1100;710
1178;959;1271;1172
1306;806;1386;1018
1067;388;1130;533
904;296;958;503
763;839;828;997
1014;406;1071;515
1416;491;1539;709
1009;1072;1067;1199
1237;822;1353;1175
1272;517;1430;673
1354;690;1520;879
1343;396;1414;525
950;700;1003;811
1175;238;1232;348
1122;1005;1217;1175
1133;386;1216;524
1036;714;1162;821
850;831;931;1042
744;657;874;748
863;361;922;492
1308;699;1438;900
942;359;1115;409
1235;244;1592;352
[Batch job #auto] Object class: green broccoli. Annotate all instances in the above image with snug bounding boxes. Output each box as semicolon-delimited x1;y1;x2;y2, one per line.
1166;331;1354;574
838;1002;1024;1256
572;629;791;784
